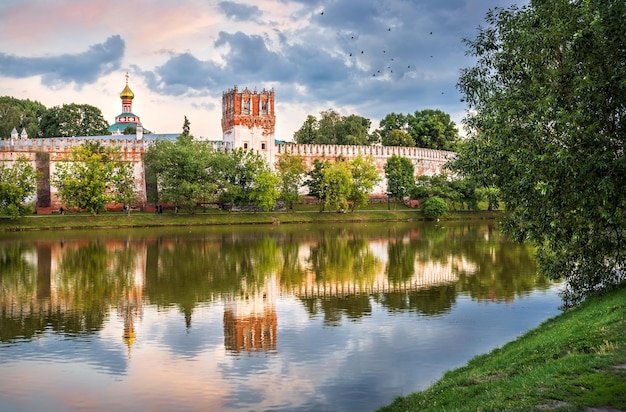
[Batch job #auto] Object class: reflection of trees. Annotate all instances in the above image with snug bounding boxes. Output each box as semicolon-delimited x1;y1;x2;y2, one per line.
308;228;380;283
144;234;283;325
0;240;139;342
54;242;137;334
0;242;39;342
373;285;457;316
300;294;372;326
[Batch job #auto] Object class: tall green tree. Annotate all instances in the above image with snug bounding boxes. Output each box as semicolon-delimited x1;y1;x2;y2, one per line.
384;155;415;209
293;115;319;144
249;169;280;212
0;157;39;218
276;152;307;211
111;162;138;216
321;161;352;212
382;129;414;147
306;159;327;211
53;141;132;215
217;148;277;209
0;97;47;139
40;103;109;137
293;110;373;145
376;109;459;149
455;0;626;304
144;135;218;213
182;116;190;137
407;109;459;150
347;154;380;211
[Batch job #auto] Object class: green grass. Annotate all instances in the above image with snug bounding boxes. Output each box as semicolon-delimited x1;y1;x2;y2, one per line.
378;284;626;412
0;203;501;232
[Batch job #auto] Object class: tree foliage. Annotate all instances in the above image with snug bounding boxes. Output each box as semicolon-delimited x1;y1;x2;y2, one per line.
378;110;459;150
347;154;381;211
0;97;47;139
53;142;133;215
384;155;415;208
276;152;307;211
40;103;109;137
293;109;375;145
422;196;448;219
0;157;39;218
455;0;626;304
321;161;352;212
144;135;218;212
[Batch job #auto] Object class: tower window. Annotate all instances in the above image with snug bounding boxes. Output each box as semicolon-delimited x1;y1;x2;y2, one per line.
243;143;248;149
261;143;266;150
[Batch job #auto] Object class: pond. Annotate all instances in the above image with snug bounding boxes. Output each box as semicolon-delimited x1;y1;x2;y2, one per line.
0;221;562;412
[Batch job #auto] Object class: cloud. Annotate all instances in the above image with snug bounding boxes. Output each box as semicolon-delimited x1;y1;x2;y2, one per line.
218;1;262;22
0;35;124;88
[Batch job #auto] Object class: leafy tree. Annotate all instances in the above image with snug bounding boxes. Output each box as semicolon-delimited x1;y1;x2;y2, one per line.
0;156;39;218
0;97;47;139
293;115;319;144
422;196;448;219
217;148;276;208
182;116;190;137
376;110;459;149
111;162;137;216
53;141;132;215
306;159;327;211
249;169;280;211
321;161;352;212
276;152;307;211
293;110;373;145
144;135;218;213
384;155;415;209
382;129;414;147
407;109;459;150
347;154;380;211
378;112;408;141
40;103;109;137
456;0;626;304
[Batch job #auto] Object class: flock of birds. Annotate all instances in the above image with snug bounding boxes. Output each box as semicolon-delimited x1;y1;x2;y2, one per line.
319;9;445;95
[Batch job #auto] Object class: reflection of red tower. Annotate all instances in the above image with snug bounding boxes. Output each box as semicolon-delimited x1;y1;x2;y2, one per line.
223;274;278;354
223;308;277;353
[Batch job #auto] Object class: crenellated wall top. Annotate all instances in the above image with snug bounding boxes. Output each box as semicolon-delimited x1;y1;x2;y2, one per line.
0;137;151;153
276;143;455;161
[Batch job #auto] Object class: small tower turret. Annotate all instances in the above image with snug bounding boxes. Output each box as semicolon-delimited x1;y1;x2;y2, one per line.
221;86;276;161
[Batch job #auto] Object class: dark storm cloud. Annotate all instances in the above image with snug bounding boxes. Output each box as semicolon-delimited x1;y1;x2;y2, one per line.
218;1;262;21
0;35;124;87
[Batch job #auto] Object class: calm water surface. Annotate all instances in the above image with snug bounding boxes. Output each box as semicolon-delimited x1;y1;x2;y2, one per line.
0;221;562;411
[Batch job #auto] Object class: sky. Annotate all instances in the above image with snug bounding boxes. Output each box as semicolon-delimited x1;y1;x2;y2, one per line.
0;0;525;141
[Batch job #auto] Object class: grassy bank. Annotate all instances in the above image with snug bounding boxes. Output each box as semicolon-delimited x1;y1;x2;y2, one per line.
0;204;501;232
378;284;626;412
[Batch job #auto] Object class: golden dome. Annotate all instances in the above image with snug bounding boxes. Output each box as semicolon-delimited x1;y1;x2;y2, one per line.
120;73;134;100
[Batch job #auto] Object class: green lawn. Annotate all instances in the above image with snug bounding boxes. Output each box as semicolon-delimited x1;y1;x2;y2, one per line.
0;203;500;232
378;284;626;412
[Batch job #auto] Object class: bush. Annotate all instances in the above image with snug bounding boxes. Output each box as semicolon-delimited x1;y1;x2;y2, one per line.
422;196;448;219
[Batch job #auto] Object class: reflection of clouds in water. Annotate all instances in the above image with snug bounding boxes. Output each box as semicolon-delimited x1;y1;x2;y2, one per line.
0;223;558;411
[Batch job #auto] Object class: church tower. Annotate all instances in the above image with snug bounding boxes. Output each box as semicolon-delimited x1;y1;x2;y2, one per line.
108;73;150;135
221;86;276;160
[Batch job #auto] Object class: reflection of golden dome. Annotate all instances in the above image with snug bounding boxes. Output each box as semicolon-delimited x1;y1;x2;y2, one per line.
120;73;134;100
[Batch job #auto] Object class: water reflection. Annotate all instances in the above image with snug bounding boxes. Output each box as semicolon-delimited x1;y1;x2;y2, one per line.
0;222;548;347
0;222;555;411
